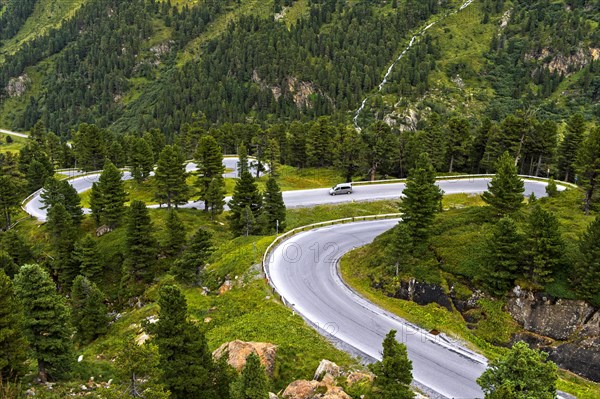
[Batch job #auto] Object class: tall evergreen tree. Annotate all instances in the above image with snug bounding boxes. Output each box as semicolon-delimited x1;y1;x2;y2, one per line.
446;117;471;173
525;206;563;286
0;230;33;267
0;270;28;380
558;113;586;182
334;127;364;182
477;341;557;399
0;251;19;279
171;228;213;285
369;330;414;399
261;177;286;234
229;170;263;236
399;153;443;242
195;136;224;210
27;159;52;193
572;216;600;303
93;161;127;228
123;201;158;290
363;121;398;181
89;182;103;226
237;143;249;176
483;217;523;296
149;285;215;399
482;152;525;216
163;210;186;257
73;123;107;172
155;145;190;208
71;275;109;344
41;178;83;225
14;264;74;383
232;353;270;399
0;175;20;230
130;137;154;183
545;177;558;197
46;203;78;290
387;222;413;277
72;235;102;282
575;126;600;215
205;176;226;219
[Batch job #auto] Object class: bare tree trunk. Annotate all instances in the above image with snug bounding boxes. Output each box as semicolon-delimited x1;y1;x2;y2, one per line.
448;154;454;174
535;154;543;177
38;360;47;384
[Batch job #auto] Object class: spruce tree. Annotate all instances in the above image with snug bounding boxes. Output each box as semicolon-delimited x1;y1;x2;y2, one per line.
483;217;523;296
205;176;226;219
0;230;33;267
262;177;286;234
572;216;600;303
149;285;214;399
0;175;19;230
237;143;249;175
229;171;263;236
477;341;557;399
123;201;158;290
73;123;107;172
14;264;74;382
387;222;413;277
195;136;224;210
399;153;443;242
95;161;127;228
71;275;109;345
41;177;83;225
155;145;190;208
525;206;563;286
0;270;28;380
129;137;154;183
545;177;558;197
27;159;52;193
369;330;414;399
575;126;600;214
72;235;102;282
163;210;186;257
46;203;78;290
171;228;213;285
232;353;270;399
89;182;103;226
482;152;525;216
558;113;586;182
0;251;19;279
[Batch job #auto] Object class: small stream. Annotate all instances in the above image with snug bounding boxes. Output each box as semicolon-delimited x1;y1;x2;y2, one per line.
353;0;476;130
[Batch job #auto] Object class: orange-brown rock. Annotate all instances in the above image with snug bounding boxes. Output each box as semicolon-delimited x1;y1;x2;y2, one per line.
212;340;277;376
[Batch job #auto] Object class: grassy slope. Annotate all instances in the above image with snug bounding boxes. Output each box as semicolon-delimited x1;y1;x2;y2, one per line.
0;133;26;152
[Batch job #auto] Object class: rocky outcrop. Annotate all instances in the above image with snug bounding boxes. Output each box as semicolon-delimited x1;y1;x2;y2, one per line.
6;74;31;97
314;359;342;380
389;278;454;311
212;340;278;376
282;379;351;399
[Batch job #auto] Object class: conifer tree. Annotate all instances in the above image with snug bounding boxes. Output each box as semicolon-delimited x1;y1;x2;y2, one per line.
262;177;286;234
558;113;586;182
232;353;270;399
73;123;107;172
129;137;154;183
483;217;523;296
171;228;213;285
46;203;78;290
229;171;263;236
163;210;186;257
27;159;52;193
41;178;83;225
525;206;563;286
545;177;558;197
575;126;600;215
73;235;102;282
205;176;226;219
195;136;224;210
399;153;443;242
237;143;249;176
477;341;557;399
94;161;127;228
14;264;74;382
482;152;525;216
71;275;109;344
0;251;19;279
89;182;103;226
149;285;214;399
0;270;28;380
0;175;20;230
446;117;471;173
123;201;157;289
387;222;413;277
572;216;600;303
334;127;364;182
155;145;189;208
0;230;33;267
369;330;414;399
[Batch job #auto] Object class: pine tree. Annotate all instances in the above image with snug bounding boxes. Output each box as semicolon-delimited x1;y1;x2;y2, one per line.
399;153;443;242
149;285;215;399
123;201;158;290
114;339;169;399
558;113;586;182
205;176;226;219
89;182;103;226
446;117;471;173
572;216;600;303
477;341;557;399
41;178;83;225
14;264;74;382
73;123;107;172
575;126;600;215
334;127;364;182
171;228;213;285
155;145;189;208
229;171;263;236
195;136;224;210
0;175;19;230
387;222;413;277
483;217;523;296
0;270;28;380
27;159;52;193
482;152;525;216
71;275;109;344
262;177;286;234
545;177;558;197
525;206;563;286
237;143;249;176
369;330;414;399
232;353;270;399
72;235;102;282
95;161;127;228
46;203;78;290
130;137;154;183
163;210;186;257
0;230;33;267
0;251;19;279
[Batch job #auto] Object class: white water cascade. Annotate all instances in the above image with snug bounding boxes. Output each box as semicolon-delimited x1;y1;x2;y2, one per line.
353;0;477;130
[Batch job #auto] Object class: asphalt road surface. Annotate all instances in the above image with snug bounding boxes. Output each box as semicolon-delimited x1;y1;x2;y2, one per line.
0;128;28;138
